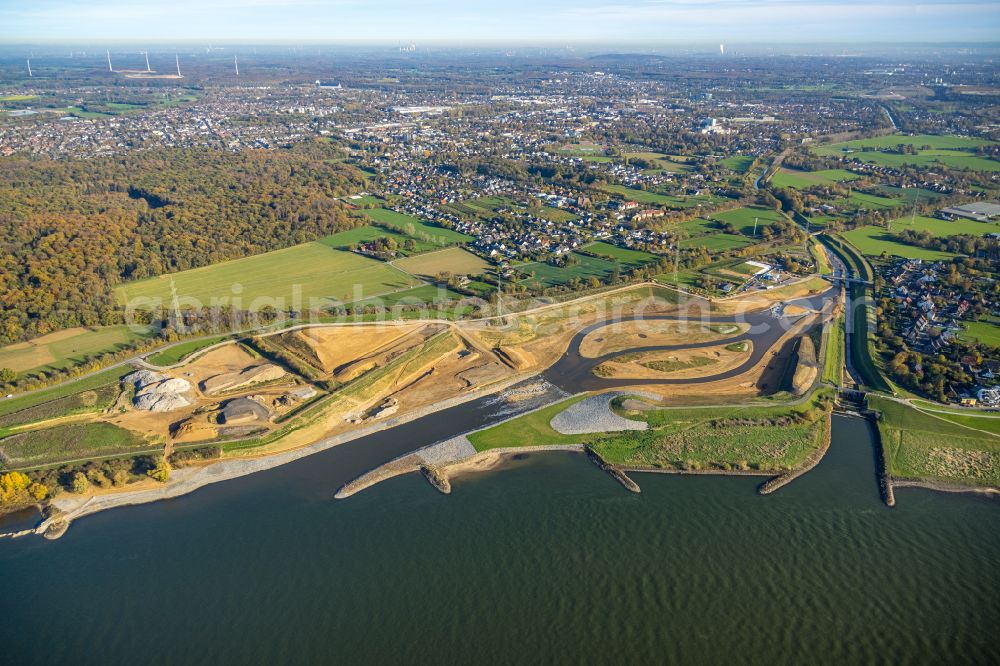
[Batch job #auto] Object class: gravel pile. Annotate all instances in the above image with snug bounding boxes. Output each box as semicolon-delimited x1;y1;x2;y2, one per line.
417;435;477;466
550;392;650;435
126;370;193;412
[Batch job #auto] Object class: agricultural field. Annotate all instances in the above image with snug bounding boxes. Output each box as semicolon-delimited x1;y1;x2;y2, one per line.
555;142;606;156
839;226;956;260
463;196;520;214
116;241;422;309
350;284;469;310
834;191;903;212
583;242;660;269
721;155;755;173
518;253;621;288
538;206;578;223
840;214;999;259
0;422;151;470
0;326;154;376
319;225;437;255
708;205;787;235
392;247;490;279
360;209;472;245
883;214;1000;238
653;267;741;296
0;367;132;419
0;383;121;432
627;153;695;172
344;194;385;207
814;133;1000;171
875;186;944;204
602;185;726;209
769;168;860;189
678;233;755;251
871;396;1000;487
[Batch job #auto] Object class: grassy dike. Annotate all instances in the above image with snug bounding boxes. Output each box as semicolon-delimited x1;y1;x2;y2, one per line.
869;396;1000;489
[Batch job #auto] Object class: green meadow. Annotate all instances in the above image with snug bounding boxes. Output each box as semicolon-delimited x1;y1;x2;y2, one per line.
770;168;860;189
0;326;154;377
815;134;999;171
709;206;788;235
116;242;422;309
360;209;472;245
839;226;956;260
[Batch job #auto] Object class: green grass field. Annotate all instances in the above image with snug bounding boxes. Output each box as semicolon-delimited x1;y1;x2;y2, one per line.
319;225;437;255
839;214;999;259
350;284;469;310
770;168;860;189
815;134;999;172
0;326;154;376
584;242;659;269
601;185;725;209
145;334;238;366
538;206;578;223
816;133;995;153
0;367;132;420
876;186;944;204
822;315;845;386
392;247;490;278
709;206;787;235
0;383;121;433
116;242;422;309
839;226;956;260
959;319;1000;348
678;234;756;251
595;392;830;471
834;191;903;212
0;422;151;470
870;396;1000;486
518;254;621;288
884;215;1000;237
360;209;472;245
467;396;590;451
721;155;755;173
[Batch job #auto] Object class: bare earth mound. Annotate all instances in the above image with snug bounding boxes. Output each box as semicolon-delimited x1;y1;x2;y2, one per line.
593;343;752;380
295;324;421;374
579;320;746;358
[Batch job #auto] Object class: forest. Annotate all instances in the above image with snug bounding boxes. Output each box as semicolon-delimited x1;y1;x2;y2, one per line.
0;141;367;345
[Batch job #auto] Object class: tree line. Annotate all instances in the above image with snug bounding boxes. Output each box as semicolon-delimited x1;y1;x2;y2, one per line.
0;141;367;346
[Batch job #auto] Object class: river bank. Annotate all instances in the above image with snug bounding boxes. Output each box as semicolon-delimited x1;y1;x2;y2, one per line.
31;373;554;539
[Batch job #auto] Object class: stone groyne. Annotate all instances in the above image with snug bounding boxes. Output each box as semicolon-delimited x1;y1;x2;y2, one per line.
759;408;833;495
865;411;895;507
584;446;640;493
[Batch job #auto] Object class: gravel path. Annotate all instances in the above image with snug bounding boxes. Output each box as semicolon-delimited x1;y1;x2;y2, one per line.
549;392;654;435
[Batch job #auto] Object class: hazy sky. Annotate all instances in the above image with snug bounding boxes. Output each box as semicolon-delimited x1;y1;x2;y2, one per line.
2;0;998;43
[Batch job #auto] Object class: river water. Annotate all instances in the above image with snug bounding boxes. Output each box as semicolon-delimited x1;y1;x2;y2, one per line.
1;413;997;664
